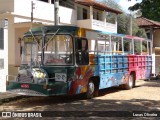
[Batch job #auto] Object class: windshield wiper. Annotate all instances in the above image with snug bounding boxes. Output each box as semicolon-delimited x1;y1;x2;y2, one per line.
29;29;43;68
29;29;42;49
42;28;60;49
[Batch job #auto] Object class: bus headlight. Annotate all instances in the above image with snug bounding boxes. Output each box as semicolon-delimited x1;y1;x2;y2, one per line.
55;73;67;82
31;68;48;84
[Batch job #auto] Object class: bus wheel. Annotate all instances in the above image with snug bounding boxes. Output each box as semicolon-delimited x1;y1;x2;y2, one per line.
86;80;95;99
124;74;134;90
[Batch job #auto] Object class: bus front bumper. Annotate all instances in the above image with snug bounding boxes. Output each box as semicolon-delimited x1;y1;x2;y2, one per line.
6;81;67;96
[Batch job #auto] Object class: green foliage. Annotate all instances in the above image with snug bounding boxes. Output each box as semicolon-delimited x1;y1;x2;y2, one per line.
132;18;147;38
97;0;146;37
99;0;122;11
117;13;129;34
134;41;141;53
129;0;160;22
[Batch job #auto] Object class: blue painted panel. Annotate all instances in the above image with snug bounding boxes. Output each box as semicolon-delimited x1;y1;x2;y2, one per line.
99;72;129;89
98;54;129;89
94;64;99;76
124;63;128;67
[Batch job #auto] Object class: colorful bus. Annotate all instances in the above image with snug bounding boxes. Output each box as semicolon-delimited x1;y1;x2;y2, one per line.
6;25;152;98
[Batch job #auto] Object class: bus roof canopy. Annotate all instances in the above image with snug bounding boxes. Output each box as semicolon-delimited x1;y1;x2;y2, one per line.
24;25;79;36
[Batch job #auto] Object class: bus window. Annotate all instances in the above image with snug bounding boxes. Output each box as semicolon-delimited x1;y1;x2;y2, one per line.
22;35;42;65
111;36;122;54
142;40;147;55
97;40;105;52
44;35;73;65
76;37;89;65
96;40;110;54
123;38;133;54
96;34;110;54
134;39;141;55
88;39;96;54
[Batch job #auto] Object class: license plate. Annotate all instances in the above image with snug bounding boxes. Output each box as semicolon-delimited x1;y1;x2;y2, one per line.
21;84;30;89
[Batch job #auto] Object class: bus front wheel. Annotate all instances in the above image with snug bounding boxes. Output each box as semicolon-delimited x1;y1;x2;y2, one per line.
86;80;96;99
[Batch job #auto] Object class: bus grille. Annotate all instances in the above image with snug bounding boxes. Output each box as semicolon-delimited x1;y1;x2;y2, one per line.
17;74;33;83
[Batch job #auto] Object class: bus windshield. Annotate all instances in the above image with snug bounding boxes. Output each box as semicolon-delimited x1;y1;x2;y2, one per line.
44;34;73;65
21;35;42;66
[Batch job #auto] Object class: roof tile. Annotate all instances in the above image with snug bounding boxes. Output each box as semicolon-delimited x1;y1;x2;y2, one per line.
75;0;122;14
136;17;160;28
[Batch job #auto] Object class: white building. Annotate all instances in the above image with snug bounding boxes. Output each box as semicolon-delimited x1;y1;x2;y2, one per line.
0;0;122;92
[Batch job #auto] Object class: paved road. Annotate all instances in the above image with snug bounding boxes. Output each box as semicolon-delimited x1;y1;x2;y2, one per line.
0;79;160;120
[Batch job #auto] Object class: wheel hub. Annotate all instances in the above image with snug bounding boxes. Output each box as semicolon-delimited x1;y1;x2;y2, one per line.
88;82;94;95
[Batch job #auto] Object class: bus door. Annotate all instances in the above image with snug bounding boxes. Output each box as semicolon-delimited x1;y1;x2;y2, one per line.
75;37;89;65
68;37;90;95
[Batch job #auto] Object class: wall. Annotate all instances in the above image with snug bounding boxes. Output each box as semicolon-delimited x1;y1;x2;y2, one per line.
0;0;76;25
0;28;8;92
153;29;160;47
155;48;160;75
77;19;92;29
92;20;117;33
77;19;117;33
152;29;160;75
14;0;54;22
0;0;14;13
13;0;76;25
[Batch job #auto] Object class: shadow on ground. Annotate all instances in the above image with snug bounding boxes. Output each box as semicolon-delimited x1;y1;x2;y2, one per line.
2;87;160;111
1;95;160;120
1;80;160;120
143;80;160;87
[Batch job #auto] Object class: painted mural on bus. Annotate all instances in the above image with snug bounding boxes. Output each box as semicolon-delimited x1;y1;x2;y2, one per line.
6;25;152;98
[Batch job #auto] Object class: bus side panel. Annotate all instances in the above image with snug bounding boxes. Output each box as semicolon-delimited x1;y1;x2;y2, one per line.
128;55;152;80
99;72;128;89
68;66;96;95
137;56;146;79
68;54;99;95
98;55;129;89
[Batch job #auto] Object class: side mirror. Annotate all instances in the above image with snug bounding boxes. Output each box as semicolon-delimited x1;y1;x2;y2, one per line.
77;38;82;50
75;37;88;51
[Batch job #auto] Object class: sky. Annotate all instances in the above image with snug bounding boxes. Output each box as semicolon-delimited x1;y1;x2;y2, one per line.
115;0;142;13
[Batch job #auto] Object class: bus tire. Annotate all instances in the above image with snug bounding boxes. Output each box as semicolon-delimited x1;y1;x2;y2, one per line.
86;80;97;99
124;74;135;90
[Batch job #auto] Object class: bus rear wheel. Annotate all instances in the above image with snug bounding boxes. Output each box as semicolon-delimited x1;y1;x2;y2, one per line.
124;74;135;90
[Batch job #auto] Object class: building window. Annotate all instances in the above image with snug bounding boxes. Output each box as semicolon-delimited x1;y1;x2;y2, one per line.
93;11;96;19
83;8;88;19
1;19;8;28
0;28;4;50
97;12;99;20
0;59;4;69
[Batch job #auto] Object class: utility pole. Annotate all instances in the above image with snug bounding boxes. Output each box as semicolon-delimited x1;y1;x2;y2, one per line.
31;1;35;23
129;14;132;36
54;0;59;25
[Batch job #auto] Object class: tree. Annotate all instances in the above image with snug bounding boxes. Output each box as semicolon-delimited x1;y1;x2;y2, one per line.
129;0;160;22
98;0;128;34
97;0;146;37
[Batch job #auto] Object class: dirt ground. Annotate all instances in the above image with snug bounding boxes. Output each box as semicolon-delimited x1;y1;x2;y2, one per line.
0;79;160;120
